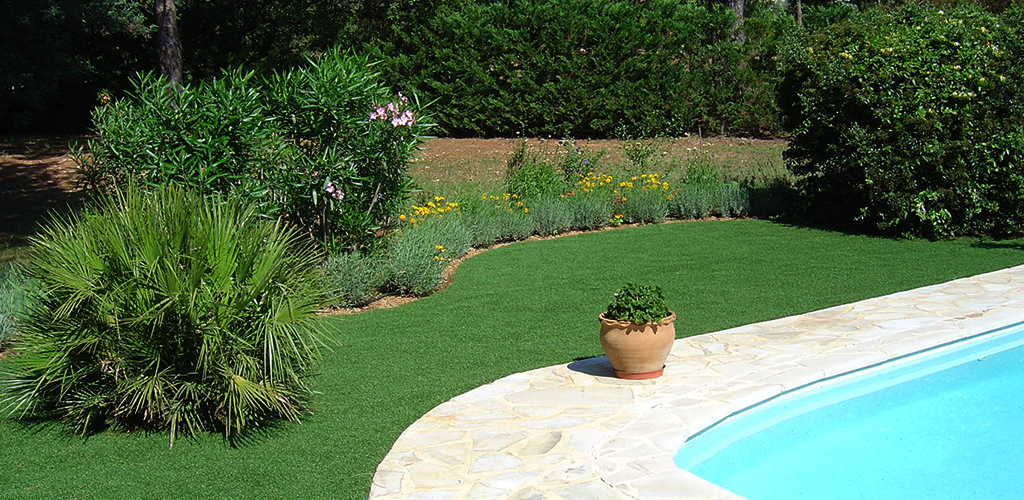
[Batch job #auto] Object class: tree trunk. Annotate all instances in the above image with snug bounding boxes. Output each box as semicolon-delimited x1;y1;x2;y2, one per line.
796;0;803;27
728;0;745;44
154;0;183;86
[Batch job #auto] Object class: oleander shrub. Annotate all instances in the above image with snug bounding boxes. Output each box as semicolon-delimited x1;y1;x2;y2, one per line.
77;50;430;249
76;68;285;197
781;4;1024;238
0;186;328;445
263;51;431;249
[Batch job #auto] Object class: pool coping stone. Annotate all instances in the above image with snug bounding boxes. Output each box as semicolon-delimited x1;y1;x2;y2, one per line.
369;264;1024;500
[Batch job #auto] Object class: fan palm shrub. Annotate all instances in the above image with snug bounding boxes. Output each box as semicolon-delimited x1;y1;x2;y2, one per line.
0;185;328;446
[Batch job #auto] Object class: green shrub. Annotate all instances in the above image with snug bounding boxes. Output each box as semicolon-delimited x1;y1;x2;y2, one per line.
367;0;795;137
563;193;611;231
781;4;1024;238
671;182;751;219
321;252;382;308
263;51;432;249
528;197;575;236
76;68;285;197
617;188;671;225
0;185;327;445
503;139;570;200
381;217;472;296
77;51;431;249
0;264;31;350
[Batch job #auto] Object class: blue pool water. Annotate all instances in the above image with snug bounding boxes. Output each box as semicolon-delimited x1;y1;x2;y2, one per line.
674;323;1024;500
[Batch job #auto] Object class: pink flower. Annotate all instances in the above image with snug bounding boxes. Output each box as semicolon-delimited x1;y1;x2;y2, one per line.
369;94;415;127
325;180;345;200
391;110;415;127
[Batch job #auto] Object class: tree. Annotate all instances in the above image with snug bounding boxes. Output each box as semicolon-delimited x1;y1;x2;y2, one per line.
0;0;153;132
728;0;746;43
155;0;183;85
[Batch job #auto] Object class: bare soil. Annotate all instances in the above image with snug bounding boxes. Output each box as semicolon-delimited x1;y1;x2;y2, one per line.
409;136;787;188
0;136;86;254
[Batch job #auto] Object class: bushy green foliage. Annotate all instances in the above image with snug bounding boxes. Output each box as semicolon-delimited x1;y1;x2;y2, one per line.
0;186;328;445
0;263;31;350
321;252;382;308
605;283;670;323
562;193;612;231
77;69;284;196
781;4;1024;238
77;51;431;249
263;52;432;248
618;188;671;224
671;182;751;219
528;197;576;236
368;0;795;137
380;217;472;296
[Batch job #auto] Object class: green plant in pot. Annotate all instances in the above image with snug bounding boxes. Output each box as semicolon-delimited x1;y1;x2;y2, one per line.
599;283;676;379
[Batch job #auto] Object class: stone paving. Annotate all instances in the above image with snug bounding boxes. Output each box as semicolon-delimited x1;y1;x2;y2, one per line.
369;265;1024;500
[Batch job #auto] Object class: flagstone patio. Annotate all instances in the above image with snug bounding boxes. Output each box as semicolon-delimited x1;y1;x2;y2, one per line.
369;264;1024;500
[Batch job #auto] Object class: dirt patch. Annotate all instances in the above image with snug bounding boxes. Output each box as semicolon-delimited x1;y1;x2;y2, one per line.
0;136;86;252
408;136;787;189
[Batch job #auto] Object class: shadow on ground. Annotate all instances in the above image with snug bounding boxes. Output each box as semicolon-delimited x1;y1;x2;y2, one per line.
0;136;86;255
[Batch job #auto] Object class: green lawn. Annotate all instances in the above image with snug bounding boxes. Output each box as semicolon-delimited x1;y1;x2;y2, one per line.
3;219;1024;499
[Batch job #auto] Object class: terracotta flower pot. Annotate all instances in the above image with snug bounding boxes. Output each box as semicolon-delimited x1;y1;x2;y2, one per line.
598;311;676;379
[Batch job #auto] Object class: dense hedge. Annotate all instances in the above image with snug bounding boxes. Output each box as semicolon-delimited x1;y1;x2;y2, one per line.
780;3;1024;238
363;0;795;138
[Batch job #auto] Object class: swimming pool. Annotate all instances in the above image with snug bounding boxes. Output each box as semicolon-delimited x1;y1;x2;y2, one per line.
674;322;1024;500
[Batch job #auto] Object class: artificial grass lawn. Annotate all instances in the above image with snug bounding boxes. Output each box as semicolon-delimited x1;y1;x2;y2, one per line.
3;218;1024;499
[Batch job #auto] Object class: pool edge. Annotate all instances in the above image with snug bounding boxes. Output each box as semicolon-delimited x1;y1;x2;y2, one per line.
369;264;1024;500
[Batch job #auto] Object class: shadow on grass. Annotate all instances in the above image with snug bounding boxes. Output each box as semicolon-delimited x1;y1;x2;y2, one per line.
0;397;294;449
